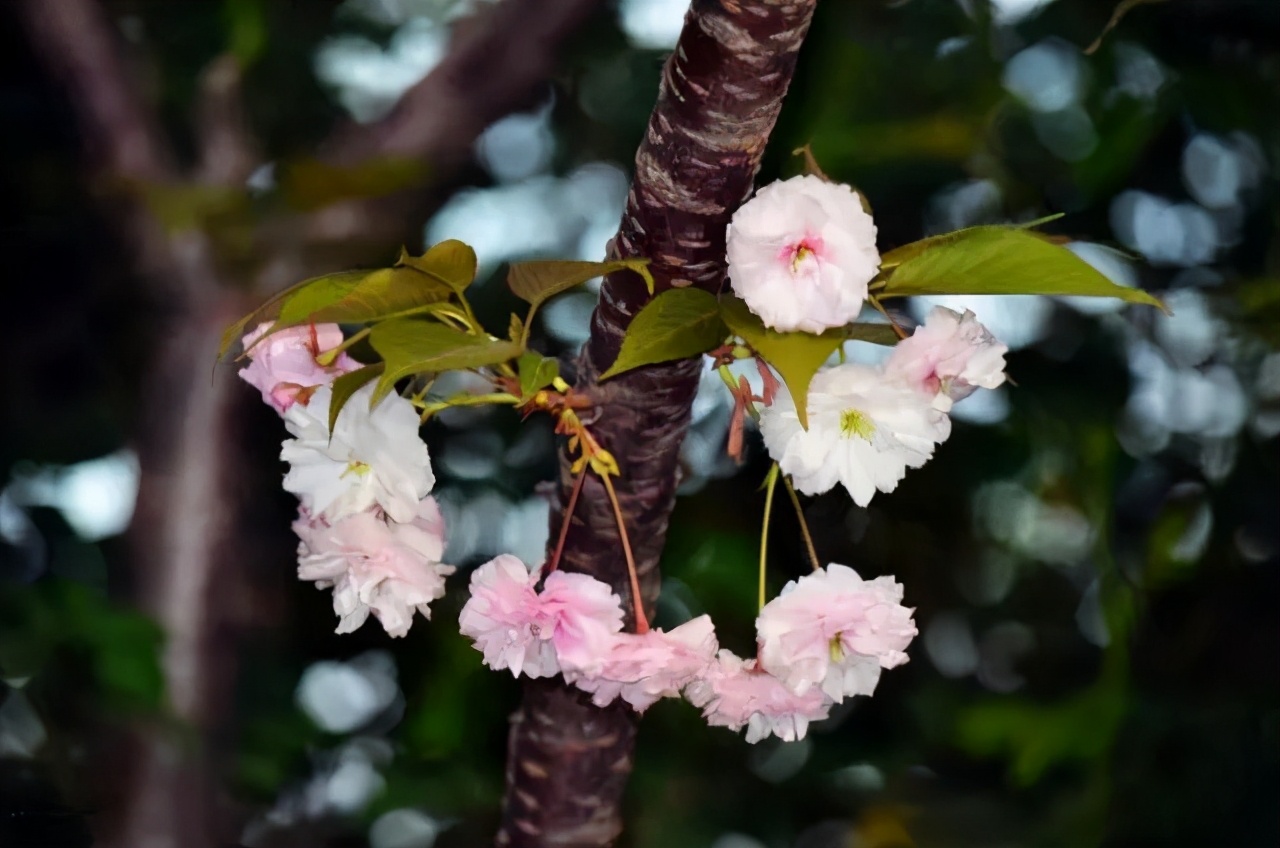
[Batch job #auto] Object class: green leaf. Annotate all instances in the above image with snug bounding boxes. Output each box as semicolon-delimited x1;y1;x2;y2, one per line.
719;296;847;429
220;273;321;358
601;288;726;380
396;240;477;295
284;259;467;327
842;323;902;346
508;258;655;324
328;363;384;431
517;352;560;400
370;319;522;403
878;226;1165;309
879;219;1058;270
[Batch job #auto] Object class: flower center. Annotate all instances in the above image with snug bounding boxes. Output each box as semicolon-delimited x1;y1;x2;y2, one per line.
829;636;845;663
839;408;876;441
342;460;372;478
783;235;825;273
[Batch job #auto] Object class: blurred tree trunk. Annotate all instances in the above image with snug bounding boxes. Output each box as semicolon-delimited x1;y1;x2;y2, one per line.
498;2;818;845
14;0;599;845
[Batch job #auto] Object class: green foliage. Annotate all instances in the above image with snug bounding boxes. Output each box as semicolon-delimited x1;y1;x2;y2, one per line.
369;319;522;404
0;581;165;712
601;288;727;380
223;0;267;66
877;226;1166;309
328;363;383;429
719;295;851;429
395;240;478;296
507;258;655;343
516;352;560;400
278;157;430;211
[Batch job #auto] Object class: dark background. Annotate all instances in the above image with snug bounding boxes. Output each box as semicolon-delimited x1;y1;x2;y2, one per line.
1;1;1277;846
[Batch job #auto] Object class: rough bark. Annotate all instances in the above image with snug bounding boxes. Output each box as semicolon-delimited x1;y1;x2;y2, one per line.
498;2;819;845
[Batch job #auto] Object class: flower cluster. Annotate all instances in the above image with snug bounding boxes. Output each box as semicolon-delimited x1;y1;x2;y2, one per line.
727;176;1008;506
458;557;916;742
238;323;451;637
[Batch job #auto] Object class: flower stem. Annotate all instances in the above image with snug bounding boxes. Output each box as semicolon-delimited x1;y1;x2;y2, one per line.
759;463;780;611
599;471;649;634
546;467;586;574
868;295;910;340
315;326;370;366
782;474;822;572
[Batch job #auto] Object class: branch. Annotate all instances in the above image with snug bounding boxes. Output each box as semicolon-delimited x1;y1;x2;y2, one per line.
499;1;819;845
14;0;174;182
321;0;601;169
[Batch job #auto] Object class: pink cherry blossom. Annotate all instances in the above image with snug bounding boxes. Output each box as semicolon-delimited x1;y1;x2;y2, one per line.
726;175;880;334
568;615;718;712
239;322;360;413
458;554;560;678
541;571;626;677
756;564;917;701
294;497;453;638
685;650;832;743
884;306;1007;411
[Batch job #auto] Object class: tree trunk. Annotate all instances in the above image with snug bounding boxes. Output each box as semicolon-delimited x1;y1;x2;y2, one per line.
497;2;819;845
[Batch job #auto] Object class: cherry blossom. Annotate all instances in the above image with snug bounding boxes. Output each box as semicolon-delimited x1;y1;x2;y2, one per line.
459;560;625;680
757;564;917;701
239;322;359;413
726;174;880;334
885;306;1007;411
684;649;832;743
281;384;434;523
568;615;718;712
540;571;626;677
759;363;951;506
457;554;560;678
294;498;454;638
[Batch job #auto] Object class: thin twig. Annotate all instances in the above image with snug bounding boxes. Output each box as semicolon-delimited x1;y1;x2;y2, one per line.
599;472;649;634
546;468;586;573
782;474;822;572
759;464;780;610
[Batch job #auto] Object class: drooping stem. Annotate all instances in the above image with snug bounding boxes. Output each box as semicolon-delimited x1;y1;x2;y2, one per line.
546;468;587;574
600;472;649;634
783;473;822;572
760;464;780;611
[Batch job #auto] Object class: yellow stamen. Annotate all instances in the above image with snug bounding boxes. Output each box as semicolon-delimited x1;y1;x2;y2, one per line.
342;460;371;479
829;636;845;663
791;245;814;272
839;408;875;440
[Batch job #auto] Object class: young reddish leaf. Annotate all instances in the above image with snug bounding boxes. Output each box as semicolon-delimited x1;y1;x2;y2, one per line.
719;295;848;429
328;363;384;431
601;288;726;380
369;319;521;404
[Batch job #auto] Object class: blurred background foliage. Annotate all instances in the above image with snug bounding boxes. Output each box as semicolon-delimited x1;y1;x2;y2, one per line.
1;0;1278;846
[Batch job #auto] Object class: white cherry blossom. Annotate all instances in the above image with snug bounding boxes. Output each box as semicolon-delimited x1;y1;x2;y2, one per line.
281;384;434;523
726;174;880;334
759;363;951;506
